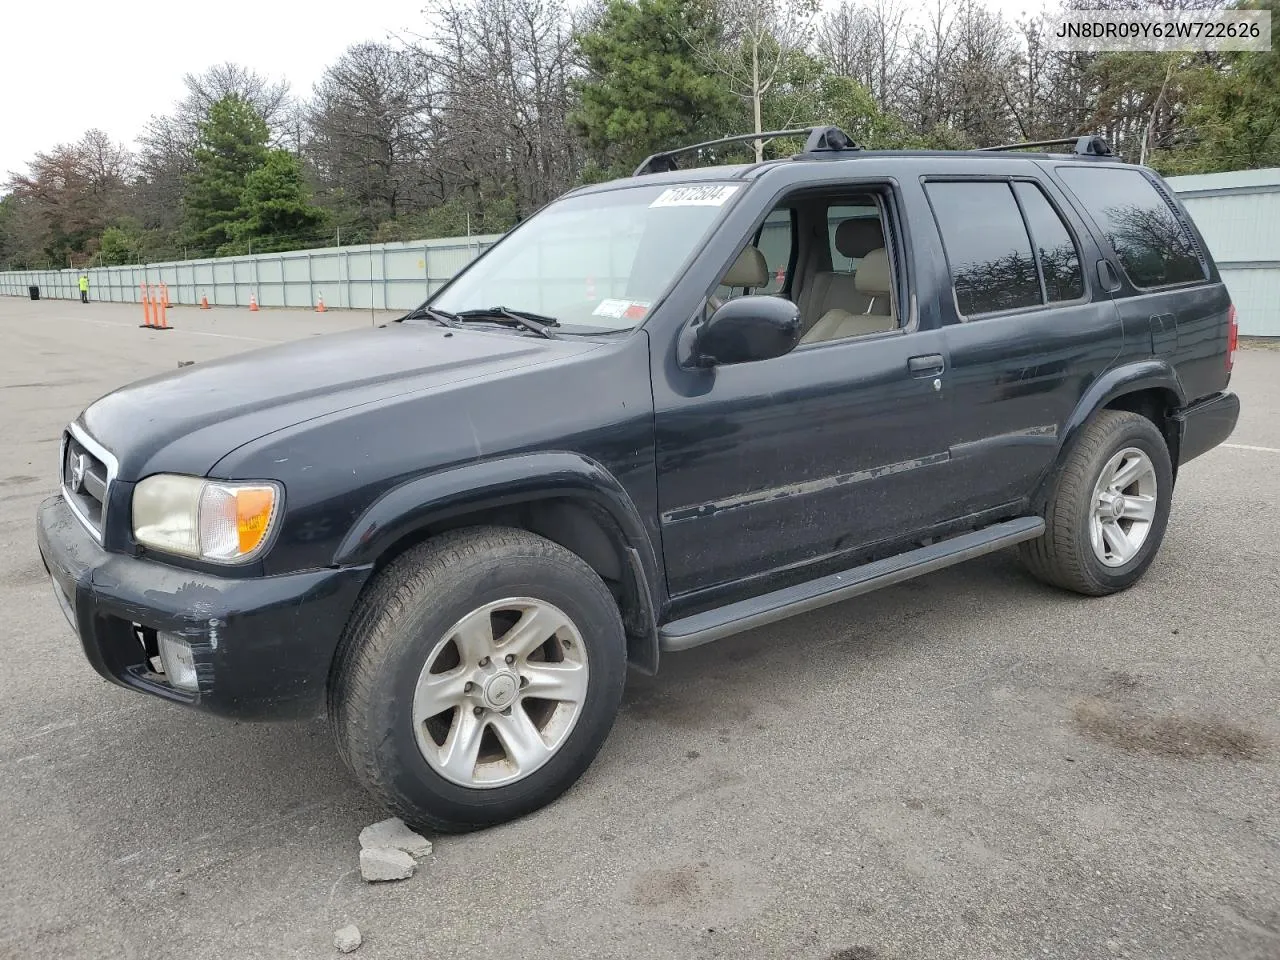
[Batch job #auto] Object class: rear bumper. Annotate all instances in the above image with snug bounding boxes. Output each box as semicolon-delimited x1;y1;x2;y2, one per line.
1174;391;1240;465
36;494;373;720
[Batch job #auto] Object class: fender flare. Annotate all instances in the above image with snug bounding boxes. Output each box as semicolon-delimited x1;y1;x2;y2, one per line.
1033;360;1186;508
333;451;664;672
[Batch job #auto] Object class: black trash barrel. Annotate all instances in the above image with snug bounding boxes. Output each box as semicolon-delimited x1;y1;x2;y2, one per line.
28;285;40;301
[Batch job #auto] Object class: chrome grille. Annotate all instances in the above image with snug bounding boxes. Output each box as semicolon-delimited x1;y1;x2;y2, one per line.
62;429;113;540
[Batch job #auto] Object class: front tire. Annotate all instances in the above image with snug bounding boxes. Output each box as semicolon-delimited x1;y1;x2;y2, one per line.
330;527;627;832
1019;410;1174;596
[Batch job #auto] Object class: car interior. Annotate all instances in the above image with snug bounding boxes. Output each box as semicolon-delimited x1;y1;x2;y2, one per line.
710;192;901;346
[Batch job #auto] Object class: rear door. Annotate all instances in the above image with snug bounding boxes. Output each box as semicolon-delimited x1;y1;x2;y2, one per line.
923;175;1123;513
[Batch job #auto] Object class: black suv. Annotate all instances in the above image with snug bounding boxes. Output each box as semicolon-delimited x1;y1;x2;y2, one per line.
37;127;1240;832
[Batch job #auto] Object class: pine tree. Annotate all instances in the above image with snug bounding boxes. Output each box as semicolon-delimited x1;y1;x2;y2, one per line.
182;95;270;252
228;150;327;253
1170;0;1280;173
571;0;737;177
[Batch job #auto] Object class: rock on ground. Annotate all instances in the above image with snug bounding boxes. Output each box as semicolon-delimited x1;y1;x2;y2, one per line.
358;817;433;859
360;846;416;882
333;924;362;953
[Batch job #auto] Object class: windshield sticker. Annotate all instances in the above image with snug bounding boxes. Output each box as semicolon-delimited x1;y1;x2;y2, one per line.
593;298;650;319
649;185;741;208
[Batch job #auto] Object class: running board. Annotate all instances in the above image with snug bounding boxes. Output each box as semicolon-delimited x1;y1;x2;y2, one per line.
659;516;1045;652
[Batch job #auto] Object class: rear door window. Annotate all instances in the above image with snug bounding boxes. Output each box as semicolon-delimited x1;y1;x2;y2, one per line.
1056;167;1206;289
925;181;1041;316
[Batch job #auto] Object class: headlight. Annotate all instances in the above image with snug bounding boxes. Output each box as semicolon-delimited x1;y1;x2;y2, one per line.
133;475;281;563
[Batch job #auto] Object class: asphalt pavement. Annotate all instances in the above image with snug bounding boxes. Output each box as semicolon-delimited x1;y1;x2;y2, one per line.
1;297;1277;960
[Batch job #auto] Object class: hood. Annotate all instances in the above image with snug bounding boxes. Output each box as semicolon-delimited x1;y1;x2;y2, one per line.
80;324;599;480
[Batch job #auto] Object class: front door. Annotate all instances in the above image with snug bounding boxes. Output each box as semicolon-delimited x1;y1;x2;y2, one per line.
653;186;958;604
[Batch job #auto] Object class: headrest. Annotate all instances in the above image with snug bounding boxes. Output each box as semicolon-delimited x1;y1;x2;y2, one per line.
721;246;768;288
835;218;884;259
854;247;892;295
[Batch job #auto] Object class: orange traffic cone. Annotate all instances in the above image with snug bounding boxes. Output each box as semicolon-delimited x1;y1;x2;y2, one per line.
200;294;210;310
154;289;171;330
161;283;170;308
315;295;327;313
140;283;153;328
248;294;259;312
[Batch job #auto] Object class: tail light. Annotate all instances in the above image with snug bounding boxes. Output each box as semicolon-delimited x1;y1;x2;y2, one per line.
1227;304;1238;373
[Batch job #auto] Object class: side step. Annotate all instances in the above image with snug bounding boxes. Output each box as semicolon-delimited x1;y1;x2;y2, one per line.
659;516;1045;652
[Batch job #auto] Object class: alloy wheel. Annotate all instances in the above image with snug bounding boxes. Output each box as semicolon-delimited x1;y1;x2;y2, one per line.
1089;446;1158;567
411;597;589;788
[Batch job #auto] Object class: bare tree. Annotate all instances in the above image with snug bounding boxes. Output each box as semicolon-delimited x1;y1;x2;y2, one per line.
898;0;958;138
686;0;821;161
947;0;1018;146
134;116;191;235
0;194;53;268
5;129;133;264
177;62;295;141
815;3;864;80
308;43;434;230
1001;14;1062;141
815;0;905;111
409;0;581;221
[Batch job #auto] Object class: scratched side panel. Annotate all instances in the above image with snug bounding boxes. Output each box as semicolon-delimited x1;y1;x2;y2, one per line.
661;451;953;525
653;328;956;599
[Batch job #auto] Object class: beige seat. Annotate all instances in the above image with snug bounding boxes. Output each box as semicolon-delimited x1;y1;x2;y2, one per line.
708;246;769;311
800;247;897;344
800;218;885;330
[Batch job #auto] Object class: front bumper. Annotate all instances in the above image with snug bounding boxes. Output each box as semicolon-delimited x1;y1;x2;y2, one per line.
1174;390;1240;466
36;494;373;720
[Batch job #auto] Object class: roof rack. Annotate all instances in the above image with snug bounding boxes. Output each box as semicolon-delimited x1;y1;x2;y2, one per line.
977;135;1113;157
632;125;859;176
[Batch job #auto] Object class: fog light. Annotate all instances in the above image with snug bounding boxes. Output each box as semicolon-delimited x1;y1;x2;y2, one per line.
157;632;199;692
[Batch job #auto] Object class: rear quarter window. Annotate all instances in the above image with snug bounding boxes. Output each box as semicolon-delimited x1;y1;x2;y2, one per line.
1056;166;1207;289
1012;181;1084;302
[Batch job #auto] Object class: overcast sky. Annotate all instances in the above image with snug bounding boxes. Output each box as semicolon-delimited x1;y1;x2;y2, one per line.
2;0;1048;183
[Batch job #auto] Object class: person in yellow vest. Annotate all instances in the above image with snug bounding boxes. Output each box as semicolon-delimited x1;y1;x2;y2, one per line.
78;273;90;304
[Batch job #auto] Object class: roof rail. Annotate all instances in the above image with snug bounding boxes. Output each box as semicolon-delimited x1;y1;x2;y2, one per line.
632;125;858;176
977;135;1113;157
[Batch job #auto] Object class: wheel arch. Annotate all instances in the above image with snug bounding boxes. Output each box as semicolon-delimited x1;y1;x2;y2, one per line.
333;452;663;674
1033;361;1185;511
1104;387;1182;474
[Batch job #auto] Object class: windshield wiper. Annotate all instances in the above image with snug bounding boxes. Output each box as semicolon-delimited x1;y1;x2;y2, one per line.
399;304;462;328
455;306;560;339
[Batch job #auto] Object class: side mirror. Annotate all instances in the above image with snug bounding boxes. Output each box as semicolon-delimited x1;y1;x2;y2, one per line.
693;296;801;366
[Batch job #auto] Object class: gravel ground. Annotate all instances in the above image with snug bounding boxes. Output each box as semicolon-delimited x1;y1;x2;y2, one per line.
1;297;1277;960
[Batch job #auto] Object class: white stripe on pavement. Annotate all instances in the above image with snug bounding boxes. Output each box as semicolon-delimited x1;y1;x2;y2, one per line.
1222;443;1280;453
70;316;280;343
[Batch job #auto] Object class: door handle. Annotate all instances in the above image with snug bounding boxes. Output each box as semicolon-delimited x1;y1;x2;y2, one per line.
1097;259;1121;292
908;354;945;375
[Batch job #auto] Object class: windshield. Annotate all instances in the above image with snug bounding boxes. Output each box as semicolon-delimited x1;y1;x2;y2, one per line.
429;182;742;332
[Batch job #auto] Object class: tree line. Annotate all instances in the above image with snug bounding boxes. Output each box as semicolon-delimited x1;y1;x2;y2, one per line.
1;0;1276;270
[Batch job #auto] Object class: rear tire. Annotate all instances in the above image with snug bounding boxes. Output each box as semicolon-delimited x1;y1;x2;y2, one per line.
1019;410;1173;596
330;526;627;833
